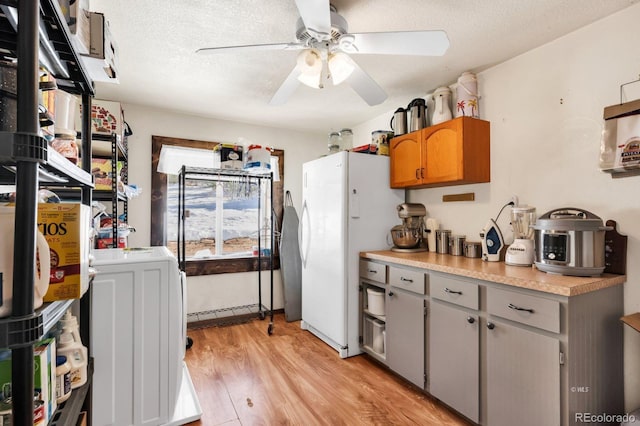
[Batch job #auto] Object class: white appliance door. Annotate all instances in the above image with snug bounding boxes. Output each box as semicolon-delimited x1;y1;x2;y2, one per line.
345;153;405;354
301;152;348;347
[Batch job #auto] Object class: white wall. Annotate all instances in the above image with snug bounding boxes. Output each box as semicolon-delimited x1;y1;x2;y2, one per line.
356;4;640;411
115;104;326;313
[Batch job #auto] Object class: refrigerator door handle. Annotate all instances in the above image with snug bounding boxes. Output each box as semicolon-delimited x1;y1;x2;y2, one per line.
298;200;310;267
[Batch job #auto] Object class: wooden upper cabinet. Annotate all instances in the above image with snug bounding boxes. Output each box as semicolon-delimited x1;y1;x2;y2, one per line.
389;132;422;187
390;117;490;188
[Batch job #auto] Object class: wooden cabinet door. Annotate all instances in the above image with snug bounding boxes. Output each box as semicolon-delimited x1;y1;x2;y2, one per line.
389;132;422;188
429;301;479;423
386;287;425;388
422;121;464;184
486;319;560;426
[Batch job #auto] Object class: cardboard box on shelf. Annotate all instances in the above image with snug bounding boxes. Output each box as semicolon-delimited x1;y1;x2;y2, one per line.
38;203;91;301
0;338;57;425
81;12;119;83
213;143;244;169
96;236;127;249
91;158;124;191
76;99;123;137
68;0;90;54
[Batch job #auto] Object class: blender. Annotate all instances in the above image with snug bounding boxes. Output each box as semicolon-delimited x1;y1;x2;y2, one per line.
505;206;536;266
390;203;427;252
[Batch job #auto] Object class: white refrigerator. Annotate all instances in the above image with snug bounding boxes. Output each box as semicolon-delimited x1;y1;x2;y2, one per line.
91;247;202;426
300;151;404;358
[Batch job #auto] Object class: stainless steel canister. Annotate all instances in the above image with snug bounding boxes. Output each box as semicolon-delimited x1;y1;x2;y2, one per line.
464;241;482;258
435;229;451;254
449;235;466;256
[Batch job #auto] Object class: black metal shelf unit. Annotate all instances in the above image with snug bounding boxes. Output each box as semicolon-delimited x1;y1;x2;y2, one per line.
177;166;276;335
0;0;95;424
83;131;128;247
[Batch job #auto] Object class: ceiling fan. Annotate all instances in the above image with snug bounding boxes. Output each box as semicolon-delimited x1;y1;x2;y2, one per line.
196;0;449;106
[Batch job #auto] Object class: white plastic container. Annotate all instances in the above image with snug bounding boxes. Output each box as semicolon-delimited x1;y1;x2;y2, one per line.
244;144;272;171
372;319;385;354
57;311;88;389
54;89;78;133
367;287;385;316
0;205;51;318
55;355;72;404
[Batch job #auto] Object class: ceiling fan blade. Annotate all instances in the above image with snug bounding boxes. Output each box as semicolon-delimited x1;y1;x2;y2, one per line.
196;43;303;54
345;59;387;106
269;67;302;106
294;0;331;40
341;30;450;56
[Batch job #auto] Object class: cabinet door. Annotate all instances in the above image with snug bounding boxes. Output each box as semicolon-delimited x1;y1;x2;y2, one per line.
389;132;422;188
386;287;425;388
429;301;479;423
422;123;463;184
486;319;560;426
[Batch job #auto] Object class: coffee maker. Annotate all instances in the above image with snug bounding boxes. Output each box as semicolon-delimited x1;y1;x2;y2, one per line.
390;203;427;252
505;206;537;266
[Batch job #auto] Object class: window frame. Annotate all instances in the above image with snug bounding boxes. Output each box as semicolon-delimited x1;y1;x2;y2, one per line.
151;135;283;276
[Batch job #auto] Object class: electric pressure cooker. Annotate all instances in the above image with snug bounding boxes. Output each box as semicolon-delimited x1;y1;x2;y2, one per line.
532;207;611;277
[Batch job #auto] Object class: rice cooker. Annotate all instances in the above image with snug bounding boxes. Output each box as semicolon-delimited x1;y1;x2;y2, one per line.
532;207;611;277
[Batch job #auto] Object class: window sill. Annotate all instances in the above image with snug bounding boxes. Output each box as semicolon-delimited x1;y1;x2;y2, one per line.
184;256;280;276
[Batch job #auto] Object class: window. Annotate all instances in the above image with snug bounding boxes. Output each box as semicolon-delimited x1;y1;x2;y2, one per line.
151;136;283;275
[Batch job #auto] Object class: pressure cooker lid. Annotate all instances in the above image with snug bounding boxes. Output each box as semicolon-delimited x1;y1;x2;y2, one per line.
532;207;608;231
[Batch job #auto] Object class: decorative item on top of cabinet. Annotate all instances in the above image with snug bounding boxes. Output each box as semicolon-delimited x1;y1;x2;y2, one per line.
389;117;490;188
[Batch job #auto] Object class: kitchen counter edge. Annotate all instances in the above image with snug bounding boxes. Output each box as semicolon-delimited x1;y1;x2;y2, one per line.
360;250;626;297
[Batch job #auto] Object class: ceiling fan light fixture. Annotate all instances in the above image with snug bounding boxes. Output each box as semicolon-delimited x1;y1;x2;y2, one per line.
328;52;354;85
296;49;322;88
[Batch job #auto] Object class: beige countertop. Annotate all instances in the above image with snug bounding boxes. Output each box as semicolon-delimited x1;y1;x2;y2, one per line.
361;250;626;297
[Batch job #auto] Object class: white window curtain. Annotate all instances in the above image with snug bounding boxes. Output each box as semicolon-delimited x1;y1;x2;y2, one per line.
157;144;280;181
157;145;215;175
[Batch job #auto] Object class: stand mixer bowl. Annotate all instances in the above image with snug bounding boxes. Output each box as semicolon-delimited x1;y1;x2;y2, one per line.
390;225;421;249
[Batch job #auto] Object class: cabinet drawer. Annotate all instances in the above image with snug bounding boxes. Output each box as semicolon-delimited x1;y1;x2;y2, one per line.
388;266;425;294
430;274;479;310
360;260;386;283
487;287;560;333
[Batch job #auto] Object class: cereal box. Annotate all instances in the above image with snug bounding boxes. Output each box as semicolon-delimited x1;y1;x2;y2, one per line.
37;203;91;301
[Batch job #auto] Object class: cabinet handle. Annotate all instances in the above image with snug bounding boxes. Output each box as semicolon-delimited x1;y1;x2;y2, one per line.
421;167;425;179
444;287;462;295
467;316;475;324
415;169;420;179
388;291;394;297
368;269;377;274
400;277;413;283
487;322;495;330
507;303;534;314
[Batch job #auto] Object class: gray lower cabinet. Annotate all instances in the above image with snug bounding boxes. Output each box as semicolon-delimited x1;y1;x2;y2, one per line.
386;285;425;387
486;318;560;426
359;258;623;426
429;300;480;423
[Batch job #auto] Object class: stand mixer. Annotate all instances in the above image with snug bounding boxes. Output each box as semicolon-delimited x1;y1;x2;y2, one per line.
505;206;536;266
390;203;427;252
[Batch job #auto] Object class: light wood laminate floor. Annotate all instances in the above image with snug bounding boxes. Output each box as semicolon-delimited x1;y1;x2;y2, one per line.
184;313;471;425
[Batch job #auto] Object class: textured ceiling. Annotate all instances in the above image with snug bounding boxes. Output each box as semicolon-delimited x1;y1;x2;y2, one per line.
90;0;639;133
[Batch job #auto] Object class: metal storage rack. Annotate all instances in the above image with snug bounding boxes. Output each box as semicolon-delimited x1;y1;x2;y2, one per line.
91;132;128;247
177;165;275;335
0;0;95;424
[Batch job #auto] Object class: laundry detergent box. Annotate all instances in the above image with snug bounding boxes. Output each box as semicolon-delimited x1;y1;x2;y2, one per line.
38;203;91;301
0;338;57;425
